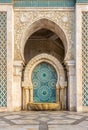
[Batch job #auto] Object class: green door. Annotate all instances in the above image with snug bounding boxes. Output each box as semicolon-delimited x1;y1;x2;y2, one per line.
32;62;58;103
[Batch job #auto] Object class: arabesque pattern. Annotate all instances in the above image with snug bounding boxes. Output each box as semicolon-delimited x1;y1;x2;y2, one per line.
82;12;88;106
0;12;7;107
32;62;57;103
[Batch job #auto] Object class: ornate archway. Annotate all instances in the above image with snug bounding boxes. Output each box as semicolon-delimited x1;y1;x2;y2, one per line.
22;53;67;110
13;11;76;111
20;18;68;62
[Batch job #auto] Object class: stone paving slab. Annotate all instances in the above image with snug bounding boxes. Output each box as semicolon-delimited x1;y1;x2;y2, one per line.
48;125;88;130
4;115;22;119
77;121;88;127
0;111;88;130
48;119;76;124
0;125;39;130
65;115;83;119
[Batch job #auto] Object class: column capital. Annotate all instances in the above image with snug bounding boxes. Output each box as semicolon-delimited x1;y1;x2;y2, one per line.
65;60;75;66
65;60;75;75
13;60;24;76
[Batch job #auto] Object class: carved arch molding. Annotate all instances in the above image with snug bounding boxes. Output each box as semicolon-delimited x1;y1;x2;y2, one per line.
22;53;67;110
22;53;67;87
14;9;75;62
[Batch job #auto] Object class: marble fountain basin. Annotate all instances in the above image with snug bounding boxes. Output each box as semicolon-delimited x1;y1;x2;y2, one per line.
28;102;61;110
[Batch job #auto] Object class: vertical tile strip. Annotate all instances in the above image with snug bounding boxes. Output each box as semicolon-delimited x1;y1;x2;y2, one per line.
0;12;7;107
82;12;88;106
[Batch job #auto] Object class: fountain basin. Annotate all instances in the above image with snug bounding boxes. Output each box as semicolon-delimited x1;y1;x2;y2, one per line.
28;102;61;110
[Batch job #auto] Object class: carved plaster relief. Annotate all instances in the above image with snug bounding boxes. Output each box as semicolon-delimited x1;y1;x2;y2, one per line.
14;9;75;61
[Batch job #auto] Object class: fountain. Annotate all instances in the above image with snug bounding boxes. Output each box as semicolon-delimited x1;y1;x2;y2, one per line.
28;102;61;110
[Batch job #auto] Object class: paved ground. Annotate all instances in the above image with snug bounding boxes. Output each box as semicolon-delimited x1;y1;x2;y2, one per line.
0;111;88;130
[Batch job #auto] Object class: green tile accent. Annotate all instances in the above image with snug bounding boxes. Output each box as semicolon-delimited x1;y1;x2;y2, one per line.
0;12;7;107
0;0;88;4
0;0;12;3
76;0;88;3
32;62;57;103
14;0;76;7
82;12;88;106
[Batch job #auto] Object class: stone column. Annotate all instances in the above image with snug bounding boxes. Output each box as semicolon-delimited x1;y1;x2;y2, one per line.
29;87;33;103
56;86;60;103
13;61;23;111
22;86;33;110
61;87;65;110
23;87;29;110
65;60;76;111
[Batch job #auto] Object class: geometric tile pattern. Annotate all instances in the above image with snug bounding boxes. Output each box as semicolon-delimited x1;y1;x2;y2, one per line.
82;12;88;106
32;62;57;103
0;12;7;107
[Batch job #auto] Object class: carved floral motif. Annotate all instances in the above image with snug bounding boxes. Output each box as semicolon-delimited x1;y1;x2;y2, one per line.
14;9;75;61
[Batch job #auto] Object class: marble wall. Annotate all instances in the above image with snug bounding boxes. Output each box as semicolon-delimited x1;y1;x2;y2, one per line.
76;4;88;112
0;4;88;112
0;5;14;111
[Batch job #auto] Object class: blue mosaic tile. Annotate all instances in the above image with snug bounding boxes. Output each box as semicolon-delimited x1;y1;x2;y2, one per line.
32;62;57;103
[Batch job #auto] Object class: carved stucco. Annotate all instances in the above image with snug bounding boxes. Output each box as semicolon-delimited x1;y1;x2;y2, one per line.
14;9;75;61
